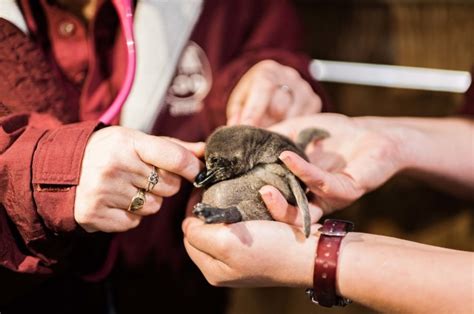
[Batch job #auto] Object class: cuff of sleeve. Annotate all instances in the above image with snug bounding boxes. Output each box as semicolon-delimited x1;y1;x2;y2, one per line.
32;121;100;234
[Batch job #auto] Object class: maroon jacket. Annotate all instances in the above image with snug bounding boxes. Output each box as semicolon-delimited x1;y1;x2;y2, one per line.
0;0;327;313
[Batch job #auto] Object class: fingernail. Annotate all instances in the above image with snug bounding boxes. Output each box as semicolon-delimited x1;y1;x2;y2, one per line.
259;186;273;201
279;152;290;162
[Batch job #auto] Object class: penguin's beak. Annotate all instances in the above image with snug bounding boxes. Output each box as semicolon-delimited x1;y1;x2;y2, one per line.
193;167;217;188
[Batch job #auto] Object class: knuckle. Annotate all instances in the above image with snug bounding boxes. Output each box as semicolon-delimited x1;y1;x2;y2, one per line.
258;59;279;69
90;185;108;204
78;221;98;233
146;197;163;214
207;265;236;287
301;81;313;93
127;217;142;230
159;172;182;196
208;278;225;287
94;155;123;178
308;97;322;112
100;162;120;179
173;148;190;171
107;127;129;144
74;208;101;233
205;274;221;287
149;206;161;215
110;128;136;154
284;67;300;79
74;195;103;222
74;209;92;225
174;151;198;178
167;179;181;196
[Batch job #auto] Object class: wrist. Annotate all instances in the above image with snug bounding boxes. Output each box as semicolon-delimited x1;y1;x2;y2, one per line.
355;116;425;174
307;219;354;307
335;232;363;297
385;121;429;174
300;233;320;288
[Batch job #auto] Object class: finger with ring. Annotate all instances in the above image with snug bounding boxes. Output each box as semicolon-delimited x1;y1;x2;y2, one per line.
128;188;146;212
146;166;159;192
278;84;294;100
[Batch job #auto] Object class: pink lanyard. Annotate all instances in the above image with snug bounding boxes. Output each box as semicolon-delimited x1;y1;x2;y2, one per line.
99;0;136;124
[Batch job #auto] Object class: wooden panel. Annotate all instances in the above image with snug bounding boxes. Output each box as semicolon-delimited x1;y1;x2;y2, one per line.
297;0;473;116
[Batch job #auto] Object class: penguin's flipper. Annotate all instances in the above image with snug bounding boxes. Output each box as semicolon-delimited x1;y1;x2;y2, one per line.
287;173;311;238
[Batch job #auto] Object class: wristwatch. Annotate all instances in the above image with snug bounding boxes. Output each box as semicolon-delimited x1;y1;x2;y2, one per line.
306;219;354;307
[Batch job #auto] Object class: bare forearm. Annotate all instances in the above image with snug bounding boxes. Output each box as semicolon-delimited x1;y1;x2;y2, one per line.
358;117;474;198
336;233;473;313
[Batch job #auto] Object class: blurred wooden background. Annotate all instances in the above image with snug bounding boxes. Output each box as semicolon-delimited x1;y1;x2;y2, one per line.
227;0;473;313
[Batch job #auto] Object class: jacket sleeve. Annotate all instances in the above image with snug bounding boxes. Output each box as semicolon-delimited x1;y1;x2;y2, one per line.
0;19;105;283
0;113;99;276
203;0;330;127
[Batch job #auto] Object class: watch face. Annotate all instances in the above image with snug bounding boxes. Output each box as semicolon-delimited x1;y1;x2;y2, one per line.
166;41;213;117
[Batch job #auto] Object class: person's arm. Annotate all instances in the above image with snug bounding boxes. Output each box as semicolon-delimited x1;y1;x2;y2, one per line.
380;117;474;198
182;215;474;313
0;16;206;302
337;232;473;314
0;112;105;302
0;112;204;302
0;113;99;270
268;114;474;215
0;20;110;298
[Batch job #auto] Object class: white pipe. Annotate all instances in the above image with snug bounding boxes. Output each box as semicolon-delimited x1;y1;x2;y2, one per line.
310;59;471;93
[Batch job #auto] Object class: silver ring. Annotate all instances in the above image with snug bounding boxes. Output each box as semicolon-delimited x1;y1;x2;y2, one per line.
279;84;291;92
278;84;294;102
128;188;146;212
146;166;159;192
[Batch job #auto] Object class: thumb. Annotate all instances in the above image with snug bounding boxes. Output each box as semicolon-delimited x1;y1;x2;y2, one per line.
259;185;323;226
259;185;292;223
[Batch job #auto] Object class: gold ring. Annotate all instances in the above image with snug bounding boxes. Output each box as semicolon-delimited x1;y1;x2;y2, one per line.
146;166;159;192
128;188;146;212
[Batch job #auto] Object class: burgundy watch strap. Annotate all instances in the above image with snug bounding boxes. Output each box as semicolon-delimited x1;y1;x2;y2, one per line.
309;219;354;307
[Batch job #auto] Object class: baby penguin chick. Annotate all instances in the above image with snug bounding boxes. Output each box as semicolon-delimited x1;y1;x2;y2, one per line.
193;125;328;238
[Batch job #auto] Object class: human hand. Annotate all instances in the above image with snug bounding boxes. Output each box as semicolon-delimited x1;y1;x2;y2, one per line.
74;126;204;233
183;217;318;288
269;113;406;213
182;184;322;288
226;60;322;127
